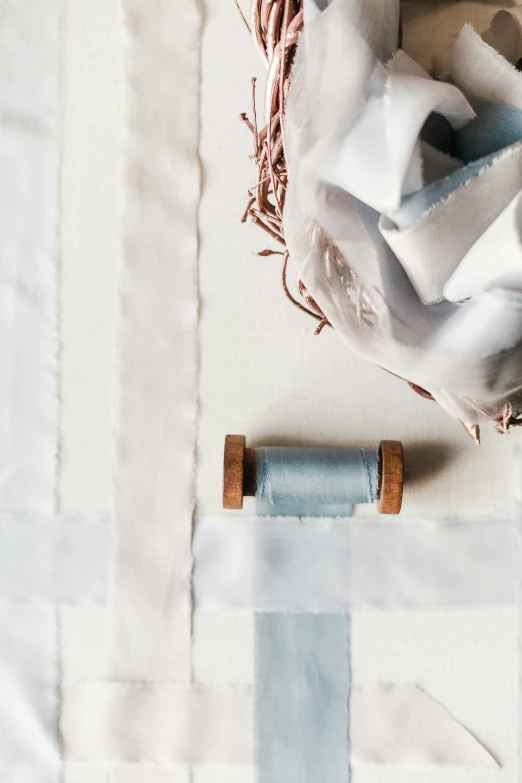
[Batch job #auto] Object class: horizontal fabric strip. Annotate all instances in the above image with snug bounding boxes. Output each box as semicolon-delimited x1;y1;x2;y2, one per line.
0;0;59;511
61;683;253;764
0;607;59;782
109;769;190;783
61;681;498;768
193;516;518;610
255;613;350;782
0;515;108;604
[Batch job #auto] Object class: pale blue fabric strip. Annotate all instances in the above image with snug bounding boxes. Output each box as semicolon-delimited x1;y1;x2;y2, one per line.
255;484;352;782
456;97;522;162
392;149;501;229
393;98;522;231
255;447;378;506
255;613;351;783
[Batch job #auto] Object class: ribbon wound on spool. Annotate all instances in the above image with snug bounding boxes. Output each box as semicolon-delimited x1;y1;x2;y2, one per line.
255;447;379;506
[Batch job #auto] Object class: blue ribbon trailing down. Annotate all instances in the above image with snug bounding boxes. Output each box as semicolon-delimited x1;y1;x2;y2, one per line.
254;448;357;781
255;613;351;783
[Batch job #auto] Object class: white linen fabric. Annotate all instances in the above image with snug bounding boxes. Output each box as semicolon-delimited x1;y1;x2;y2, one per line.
0;607;59;783
283;0;522;426
59;0;122;515
350;684;498;766
61;680;499;768
0;515;107;604
109;770;190;783
0;4;65;781
109;0;201;681
0;0;59;510
61;683;254;764
0;515;108;782
193;516;518;610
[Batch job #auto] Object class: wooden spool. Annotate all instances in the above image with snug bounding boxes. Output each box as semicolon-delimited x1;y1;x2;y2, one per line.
223;435;404;515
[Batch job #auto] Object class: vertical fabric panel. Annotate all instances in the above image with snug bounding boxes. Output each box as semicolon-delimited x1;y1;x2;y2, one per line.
255;613;350;783
514;446;522;783
0;2;60;778
109;0;201;679
59;0;121;514
0;607;59;783
0;0;59;511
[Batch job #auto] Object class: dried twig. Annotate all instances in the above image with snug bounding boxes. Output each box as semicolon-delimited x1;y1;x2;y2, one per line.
281;252;323;321
241;1;304;313
232;0;251;34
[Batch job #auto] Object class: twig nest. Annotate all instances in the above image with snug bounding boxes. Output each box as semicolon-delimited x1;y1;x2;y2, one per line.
247;0;522;436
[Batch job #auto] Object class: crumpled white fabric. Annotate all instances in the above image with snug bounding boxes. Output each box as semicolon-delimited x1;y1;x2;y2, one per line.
283;0;522;426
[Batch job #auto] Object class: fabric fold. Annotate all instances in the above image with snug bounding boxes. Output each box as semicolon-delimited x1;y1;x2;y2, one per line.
380;143;522;303
452;24;522;111
351;684;499;767
323;65;474;215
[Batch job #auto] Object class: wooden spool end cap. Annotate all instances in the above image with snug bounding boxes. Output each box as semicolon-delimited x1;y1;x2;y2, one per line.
378;440;404;515
223;435;259;509
223;434;245;509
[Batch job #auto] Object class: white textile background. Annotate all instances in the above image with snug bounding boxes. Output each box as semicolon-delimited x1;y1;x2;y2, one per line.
57;0;521;781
